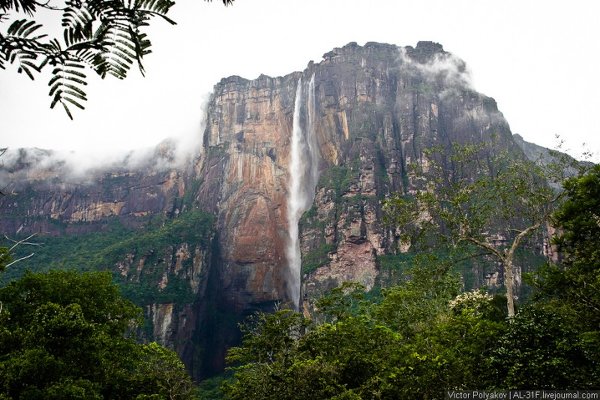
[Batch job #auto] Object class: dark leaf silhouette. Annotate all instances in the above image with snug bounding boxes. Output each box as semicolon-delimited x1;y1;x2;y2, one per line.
1;0;234;117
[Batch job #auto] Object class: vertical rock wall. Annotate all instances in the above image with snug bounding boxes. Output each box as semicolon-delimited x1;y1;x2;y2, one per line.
195;41;519;316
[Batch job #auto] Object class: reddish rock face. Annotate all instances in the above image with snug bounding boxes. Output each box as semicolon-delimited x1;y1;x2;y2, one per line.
194;74;301;311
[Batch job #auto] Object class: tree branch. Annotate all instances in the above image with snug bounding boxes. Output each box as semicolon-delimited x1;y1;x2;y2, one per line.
5;233;42;251
33;0;65;11
572;289;600;315
4;252;35;268
460;236;504;261
506;221;543;260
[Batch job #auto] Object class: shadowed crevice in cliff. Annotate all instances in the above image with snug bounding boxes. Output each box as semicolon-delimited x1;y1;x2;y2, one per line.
185;226;284;381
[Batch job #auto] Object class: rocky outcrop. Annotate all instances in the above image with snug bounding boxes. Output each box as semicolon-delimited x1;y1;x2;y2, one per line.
0;41;538;379
194;74;297;311
192;41;522;316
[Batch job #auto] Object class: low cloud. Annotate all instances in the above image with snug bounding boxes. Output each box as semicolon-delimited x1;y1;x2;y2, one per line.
397;45;474;91
0;95;210;190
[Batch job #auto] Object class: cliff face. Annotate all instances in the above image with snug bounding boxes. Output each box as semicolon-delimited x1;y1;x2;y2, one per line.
192;41;519;314
1;41;530;379
195;74;298;312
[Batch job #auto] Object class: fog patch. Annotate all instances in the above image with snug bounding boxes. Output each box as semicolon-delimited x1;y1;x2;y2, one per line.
395;44;510;134
0;146;156;189
397;45;474;90
168;91;210;166
0;94;210;189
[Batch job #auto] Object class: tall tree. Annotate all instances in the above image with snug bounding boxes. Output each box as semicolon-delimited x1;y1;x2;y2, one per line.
385;143;560;316
490;162;600;388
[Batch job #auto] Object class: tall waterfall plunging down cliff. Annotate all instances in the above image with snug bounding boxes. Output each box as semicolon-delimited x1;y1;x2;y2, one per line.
286;78;304;310
286;76;320;310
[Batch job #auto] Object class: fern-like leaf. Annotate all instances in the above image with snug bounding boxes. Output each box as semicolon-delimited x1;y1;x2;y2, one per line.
7;18;45;39
48;60;88;119
62;0;94;47
0;0;37;15
130;0;175;24
94;22;136;78
1;19;47;79
0;33;5;69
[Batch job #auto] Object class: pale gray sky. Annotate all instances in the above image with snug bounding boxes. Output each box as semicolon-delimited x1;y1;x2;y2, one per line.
1;0;599;160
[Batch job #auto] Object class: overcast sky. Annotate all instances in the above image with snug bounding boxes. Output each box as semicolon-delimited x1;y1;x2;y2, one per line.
1;0;599;161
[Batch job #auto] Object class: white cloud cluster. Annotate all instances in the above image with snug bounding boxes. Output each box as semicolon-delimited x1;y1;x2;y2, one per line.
395;45;510;132
0;136;203;190
0;147;146;188
0;95;210;189
397;45;474;90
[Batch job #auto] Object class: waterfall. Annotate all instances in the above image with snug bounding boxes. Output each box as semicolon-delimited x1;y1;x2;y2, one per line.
286;78;304;310
286;75;319;310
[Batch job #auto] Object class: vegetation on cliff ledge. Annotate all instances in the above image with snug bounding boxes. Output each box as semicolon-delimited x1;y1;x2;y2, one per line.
1;209;215;306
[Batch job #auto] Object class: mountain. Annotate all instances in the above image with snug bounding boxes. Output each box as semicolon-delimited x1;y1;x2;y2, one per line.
0;41;550;379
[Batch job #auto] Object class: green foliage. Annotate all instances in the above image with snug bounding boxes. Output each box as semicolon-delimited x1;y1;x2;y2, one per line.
224;264;511;399
314;281;367;321
553;164;600;268
533;167;599;306
488;304;599;389
0;247;10;273
376;244;519;296
196;375;228;400
301;242;334;275
524;165;600;386
377;252;414;272
225;216;600;396
0;270;195;399
183;178;203;208
132;342;196;399
315;158;360;198
1;219;133;282
226;309;310;367
0;269;141;333
373;261;461;335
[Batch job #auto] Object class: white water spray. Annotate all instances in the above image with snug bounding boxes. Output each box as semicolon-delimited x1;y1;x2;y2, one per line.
286;75;319;310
